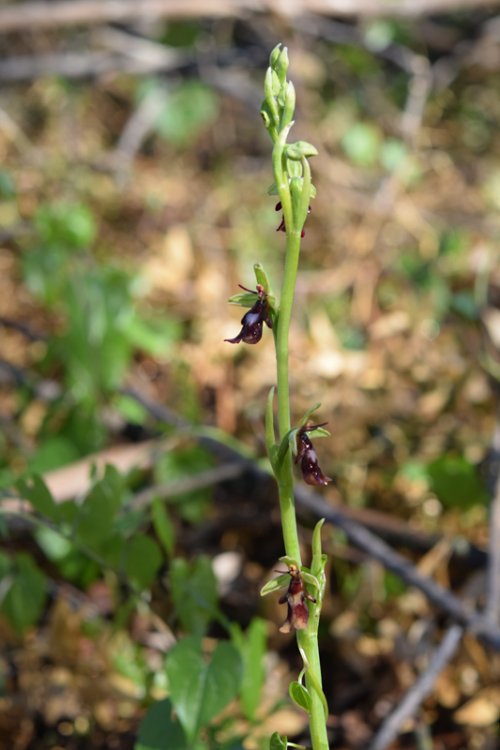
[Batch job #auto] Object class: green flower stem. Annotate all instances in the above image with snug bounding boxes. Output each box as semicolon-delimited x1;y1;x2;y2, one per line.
275;224;302;565
298;632;329;750
273;184;330;750
263;43;329;750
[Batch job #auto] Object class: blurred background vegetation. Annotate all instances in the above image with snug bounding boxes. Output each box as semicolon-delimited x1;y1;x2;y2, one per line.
0;2;499;749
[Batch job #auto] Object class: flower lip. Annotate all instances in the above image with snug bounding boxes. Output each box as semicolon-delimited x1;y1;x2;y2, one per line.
278;563;316;633
224;283;272;345
295;423;332;486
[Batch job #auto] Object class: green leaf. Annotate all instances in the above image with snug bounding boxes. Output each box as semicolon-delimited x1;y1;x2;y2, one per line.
123;534;162;590
28;436;80;474
0;170;15;199
154;82;219;147
35;526;73;562
166;637;242;744
341;122;381;167
289;681;311;713
135;698;187;750
269;732;287;750
426;456;488;509
238;618;267;720
152;498;175;557
17;474;60;523
154;447;213;523
35;202;96;249
74;466;124;546
170;557;218;636
0;553;47;634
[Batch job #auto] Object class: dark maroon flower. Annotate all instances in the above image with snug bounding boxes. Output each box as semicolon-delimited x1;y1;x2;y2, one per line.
295;423;332;486
275;201;310;238
225;284;272;345
278;564;316;633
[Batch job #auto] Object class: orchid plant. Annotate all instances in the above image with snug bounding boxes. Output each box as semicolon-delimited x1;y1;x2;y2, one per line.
226;45;331;750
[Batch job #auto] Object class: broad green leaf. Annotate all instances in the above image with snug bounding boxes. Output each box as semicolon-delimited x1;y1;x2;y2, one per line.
17;474;59;522
269;732;287;750
123;535;162;590
0;553;47;634
426;455;488;509
170;556;218;636
166;637;242;744
239;617;267;720
152;498;175;557
28;436;80;474
135;698;187;750
35;526;73;561
341;122;381;167
154;82;219;147
154;447;213;523
74;466;124;546
35;202;96;249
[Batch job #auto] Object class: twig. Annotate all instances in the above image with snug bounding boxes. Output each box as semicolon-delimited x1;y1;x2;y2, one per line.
0;0;499;33
0;317;46;341
368;624;464;750
0;51;179;83
485;419;500;627
112;86;168;182
131;463;246;510
123;386;500;649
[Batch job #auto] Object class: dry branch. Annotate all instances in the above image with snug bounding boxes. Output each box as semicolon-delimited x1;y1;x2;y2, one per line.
123;386;500;650
0;0;499;33
368;624;464;750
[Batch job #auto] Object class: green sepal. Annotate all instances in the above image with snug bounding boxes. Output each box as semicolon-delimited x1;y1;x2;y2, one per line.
299;402;321;425
260;573;290;597
227;292;260;307
289;681;311;713
299;403;330;438
267;182;279;196
254;263;272;295
300;569;321;595
278;555;299;569
312;519;325;571
285;140;319;160
311;519;327;601
304;426;330;440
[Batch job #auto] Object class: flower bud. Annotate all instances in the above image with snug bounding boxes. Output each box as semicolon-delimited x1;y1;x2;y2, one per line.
270;44;289;84
280;80;295;130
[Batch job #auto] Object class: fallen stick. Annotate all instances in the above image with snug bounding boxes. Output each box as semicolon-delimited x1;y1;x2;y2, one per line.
123;386;500;650
0;0;499;33
368;624;464;750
